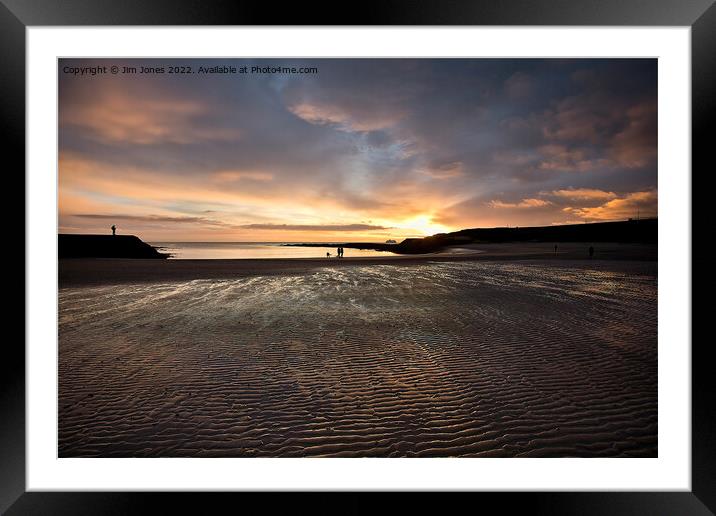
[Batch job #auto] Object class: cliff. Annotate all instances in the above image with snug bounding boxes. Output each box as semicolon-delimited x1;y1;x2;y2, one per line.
287;218;657;255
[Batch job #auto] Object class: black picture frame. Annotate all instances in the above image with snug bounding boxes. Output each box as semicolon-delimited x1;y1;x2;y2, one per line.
4;0;713;513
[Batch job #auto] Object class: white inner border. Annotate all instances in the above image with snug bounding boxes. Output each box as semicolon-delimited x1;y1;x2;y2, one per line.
27;27;691;491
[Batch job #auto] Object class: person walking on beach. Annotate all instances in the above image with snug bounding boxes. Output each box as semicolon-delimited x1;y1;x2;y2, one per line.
336;246;341;258
554;244;558;256
589;245;594;258
111;224;116;236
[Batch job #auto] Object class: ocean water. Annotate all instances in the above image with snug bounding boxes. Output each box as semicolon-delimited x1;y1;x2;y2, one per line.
150;241;393;259
59;261;657;457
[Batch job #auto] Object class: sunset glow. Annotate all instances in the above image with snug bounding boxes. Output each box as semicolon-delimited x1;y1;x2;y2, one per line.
59;59;657;241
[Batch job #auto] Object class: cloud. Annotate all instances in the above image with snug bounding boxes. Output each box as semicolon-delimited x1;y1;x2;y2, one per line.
58;58;658;240
492;150;538;167
504;72;533;99
488;198;552;209
420;161;465;179
239;223;392;231
562;189;657;221
436;184;656;229
73;216;393;232
61;88;241;145
549;188;618;201
541;94;619;144
73;213;228;226
212;170;274;182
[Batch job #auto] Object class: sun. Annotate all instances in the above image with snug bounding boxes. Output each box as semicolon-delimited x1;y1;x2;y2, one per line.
398;215;450;237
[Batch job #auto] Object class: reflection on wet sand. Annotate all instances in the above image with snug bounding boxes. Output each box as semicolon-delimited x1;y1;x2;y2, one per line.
59;260;657;457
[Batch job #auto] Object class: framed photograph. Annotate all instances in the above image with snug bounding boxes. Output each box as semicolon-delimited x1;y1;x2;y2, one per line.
6;0;713;513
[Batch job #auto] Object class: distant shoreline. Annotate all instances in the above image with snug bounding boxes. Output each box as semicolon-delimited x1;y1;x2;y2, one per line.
284;218;657;254
59;242;657;288
59;218;657;260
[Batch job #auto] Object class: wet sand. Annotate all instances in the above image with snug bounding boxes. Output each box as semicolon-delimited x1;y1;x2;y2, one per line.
58;250;657;458
59;242;656;287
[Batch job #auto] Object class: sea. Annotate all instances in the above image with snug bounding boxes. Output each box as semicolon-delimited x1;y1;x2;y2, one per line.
149;241;393;259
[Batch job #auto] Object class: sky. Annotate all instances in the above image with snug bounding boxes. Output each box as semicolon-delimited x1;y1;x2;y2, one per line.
58;58;657;242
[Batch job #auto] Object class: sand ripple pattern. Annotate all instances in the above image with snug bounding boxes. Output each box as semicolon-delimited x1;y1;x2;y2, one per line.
59;261;657;457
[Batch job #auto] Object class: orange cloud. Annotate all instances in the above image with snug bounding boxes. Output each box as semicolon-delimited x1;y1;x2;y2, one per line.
420;161;464;179
489;198;552;209
59;152;294;207
562;190;657;221
609;102;657;168
549;188;618;201
59;152;458;242
538;145;609;172
61;88;241;145
212;170;274;183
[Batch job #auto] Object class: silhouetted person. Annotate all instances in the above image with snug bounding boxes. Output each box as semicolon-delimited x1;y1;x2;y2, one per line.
554;244;558;256
589;245;594;258
337;246;341;258
111;224;116;236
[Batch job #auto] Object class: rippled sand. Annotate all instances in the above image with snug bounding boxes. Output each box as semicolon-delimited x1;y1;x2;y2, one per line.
59;261;657;457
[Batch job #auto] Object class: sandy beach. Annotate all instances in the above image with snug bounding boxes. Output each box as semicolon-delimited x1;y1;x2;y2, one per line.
58;244;657;457
59;242;656;287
